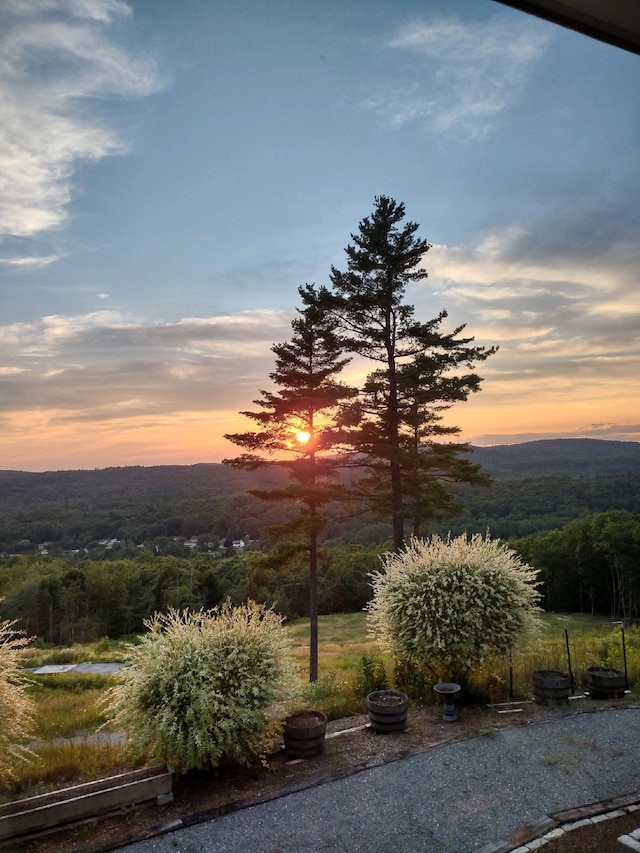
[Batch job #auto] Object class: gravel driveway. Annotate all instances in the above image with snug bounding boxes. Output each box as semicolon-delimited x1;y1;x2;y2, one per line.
121;707;640;853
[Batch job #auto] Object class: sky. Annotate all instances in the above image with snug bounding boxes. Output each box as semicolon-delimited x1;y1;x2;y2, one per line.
1;0;639;473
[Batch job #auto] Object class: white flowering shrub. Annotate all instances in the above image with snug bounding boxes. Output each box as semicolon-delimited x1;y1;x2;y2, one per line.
367;534;541;683
103;602;297;771
0;613;35;786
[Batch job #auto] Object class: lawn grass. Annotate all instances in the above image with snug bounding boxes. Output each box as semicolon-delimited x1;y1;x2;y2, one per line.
288;612;380;678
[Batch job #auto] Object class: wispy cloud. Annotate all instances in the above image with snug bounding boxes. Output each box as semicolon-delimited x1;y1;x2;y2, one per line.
0;309;292;417
0;254;64;268
0;0;162;260
372;15;550;138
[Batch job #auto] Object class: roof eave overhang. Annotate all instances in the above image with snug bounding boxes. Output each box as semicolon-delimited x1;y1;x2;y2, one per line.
493;1;640;56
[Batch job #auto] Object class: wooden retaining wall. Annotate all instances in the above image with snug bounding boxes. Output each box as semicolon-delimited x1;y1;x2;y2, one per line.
0;764;173;843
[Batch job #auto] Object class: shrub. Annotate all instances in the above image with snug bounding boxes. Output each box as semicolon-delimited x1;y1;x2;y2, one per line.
0;613;36;786
367;534;541;683
102;602;297;771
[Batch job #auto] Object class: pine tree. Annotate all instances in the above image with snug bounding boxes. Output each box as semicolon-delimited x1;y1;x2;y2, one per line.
305;196;497;551
223;287;356;680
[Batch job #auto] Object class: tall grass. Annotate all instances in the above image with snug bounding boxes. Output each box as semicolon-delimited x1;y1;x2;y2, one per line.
288;612;639;707
288;612;383;676
21;637;129;669
2;740;142;800
1;672;126;802
27;682;112;740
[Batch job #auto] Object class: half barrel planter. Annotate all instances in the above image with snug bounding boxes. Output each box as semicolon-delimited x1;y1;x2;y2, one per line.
532;669;571;705
585;666;626;699
366;690;409;733
283;710;327;758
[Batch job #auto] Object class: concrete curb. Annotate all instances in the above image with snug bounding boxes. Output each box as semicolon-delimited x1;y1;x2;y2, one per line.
618;827;640;852
476;792;640;852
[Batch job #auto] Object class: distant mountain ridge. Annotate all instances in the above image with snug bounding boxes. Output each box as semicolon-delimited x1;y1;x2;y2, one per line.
1;439;639;496
467;438;640;478
0;438;640;487
0;439;638;548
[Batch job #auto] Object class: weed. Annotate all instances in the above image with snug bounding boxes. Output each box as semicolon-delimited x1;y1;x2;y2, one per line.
301;673;363;719
355;653;388;697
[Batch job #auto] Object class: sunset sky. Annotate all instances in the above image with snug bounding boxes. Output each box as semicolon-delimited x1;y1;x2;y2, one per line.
1;0;639;473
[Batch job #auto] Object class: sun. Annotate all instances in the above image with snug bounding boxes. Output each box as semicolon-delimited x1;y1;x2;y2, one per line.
295;430;311;444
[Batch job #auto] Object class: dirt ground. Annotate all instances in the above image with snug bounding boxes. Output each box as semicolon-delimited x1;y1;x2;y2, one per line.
11;701;640;853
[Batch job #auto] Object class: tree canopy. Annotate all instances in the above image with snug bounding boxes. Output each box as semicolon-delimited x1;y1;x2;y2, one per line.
223;293;356;679
304;196;497;549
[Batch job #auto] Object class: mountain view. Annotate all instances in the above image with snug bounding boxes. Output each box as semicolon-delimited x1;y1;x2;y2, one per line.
1;439;638;552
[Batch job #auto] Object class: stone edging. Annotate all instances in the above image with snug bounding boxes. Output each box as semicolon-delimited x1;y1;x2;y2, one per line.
476;794;640;852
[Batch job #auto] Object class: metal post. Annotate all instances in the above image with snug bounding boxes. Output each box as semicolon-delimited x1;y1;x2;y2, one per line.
613;621;629;689
565;629;574;694
509;652;514;700
621;623;629;688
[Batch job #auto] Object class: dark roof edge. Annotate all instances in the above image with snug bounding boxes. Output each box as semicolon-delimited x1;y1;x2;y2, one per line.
493;0;640;56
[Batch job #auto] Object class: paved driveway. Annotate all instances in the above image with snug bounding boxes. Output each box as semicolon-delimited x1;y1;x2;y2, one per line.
122;708;640;853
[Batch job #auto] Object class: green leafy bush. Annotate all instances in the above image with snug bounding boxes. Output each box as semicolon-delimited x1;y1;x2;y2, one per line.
0;613;35;786
103;602;297;771
368;534;541;683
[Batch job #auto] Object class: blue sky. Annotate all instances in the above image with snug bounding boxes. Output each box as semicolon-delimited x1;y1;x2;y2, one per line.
1;0;639;471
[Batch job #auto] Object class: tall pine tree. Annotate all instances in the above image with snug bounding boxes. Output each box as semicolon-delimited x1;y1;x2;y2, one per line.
305;196;497;551
223;287;356;681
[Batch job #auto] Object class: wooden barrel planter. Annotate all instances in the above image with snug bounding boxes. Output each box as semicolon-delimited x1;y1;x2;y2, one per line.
585;666;626;699
532;670;571;704
283;710;327;758
367;690;409;733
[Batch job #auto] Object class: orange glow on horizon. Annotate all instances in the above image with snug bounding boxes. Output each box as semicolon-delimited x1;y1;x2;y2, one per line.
6;386;640;472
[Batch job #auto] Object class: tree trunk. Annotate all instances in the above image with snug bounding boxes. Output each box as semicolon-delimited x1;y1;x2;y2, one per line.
309;519;318;683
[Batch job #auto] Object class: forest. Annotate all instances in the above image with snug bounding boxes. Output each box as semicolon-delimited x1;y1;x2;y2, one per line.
1;507;638;643
1;439;639;554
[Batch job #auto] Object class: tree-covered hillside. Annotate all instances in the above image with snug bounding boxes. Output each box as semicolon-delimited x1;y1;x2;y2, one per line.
1;439;639;552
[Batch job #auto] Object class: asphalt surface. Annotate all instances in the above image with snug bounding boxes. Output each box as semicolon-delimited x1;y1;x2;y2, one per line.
121;707;640;853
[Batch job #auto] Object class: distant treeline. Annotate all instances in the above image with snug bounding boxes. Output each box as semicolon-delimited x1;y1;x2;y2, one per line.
0;545;379;643
1;440;640;553
1;510;639;642
514;510;640;621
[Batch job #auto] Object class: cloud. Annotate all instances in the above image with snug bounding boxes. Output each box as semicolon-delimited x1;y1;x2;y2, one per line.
473;424;640;446
426;230;640;387
0;254;64;268
0;309;293;419
372;15;550;138
0;0;162;249
409;187;640;445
